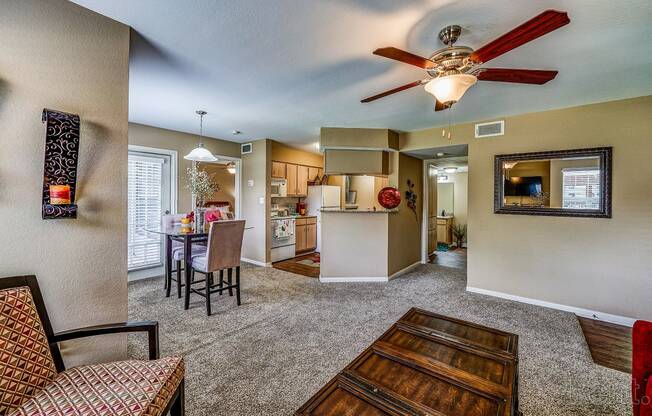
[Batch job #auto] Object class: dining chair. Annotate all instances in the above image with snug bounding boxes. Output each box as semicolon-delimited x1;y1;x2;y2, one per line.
162;214;206;298
187;220;245;315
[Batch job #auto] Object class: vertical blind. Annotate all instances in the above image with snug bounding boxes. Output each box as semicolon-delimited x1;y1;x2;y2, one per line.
128;154;164;270
562;168;601;209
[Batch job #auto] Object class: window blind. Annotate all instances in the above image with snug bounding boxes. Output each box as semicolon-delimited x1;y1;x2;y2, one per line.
562;169;600;210
128;154;164;270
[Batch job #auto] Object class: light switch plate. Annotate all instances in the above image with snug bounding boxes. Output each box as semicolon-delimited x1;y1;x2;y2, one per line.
258;197;265;205
247;179;254;187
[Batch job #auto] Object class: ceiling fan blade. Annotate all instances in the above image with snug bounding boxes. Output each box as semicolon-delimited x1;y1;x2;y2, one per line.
373;47;436;69
473;68;558;84
361;80;426;103
470;10;570;64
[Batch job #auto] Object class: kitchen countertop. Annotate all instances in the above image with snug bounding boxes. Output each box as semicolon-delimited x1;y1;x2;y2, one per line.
320;208;398;214
270;215;317;220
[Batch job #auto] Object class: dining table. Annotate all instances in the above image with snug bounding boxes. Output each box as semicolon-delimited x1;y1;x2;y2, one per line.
145;222;251;310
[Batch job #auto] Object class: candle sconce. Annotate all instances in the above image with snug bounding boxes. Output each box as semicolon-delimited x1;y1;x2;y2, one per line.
42;109;80;219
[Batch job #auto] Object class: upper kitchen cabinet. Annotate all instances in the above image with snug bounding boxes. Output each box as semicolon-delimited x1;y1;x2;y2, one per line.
271;161;286;178
286;163;298;196
297;165;309;196
308;167;320;182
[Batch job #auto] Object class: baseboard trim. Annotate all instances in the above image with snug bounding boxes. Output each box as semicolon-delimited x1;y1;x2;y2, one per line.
319;276;388;283
389;261;422;280
241;257;271;267
466;286;636;327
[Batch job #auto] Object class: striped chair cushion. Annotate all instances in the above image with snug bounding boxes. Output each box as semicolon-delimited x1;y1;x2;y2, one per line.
0;287;58;414
10;356;184;416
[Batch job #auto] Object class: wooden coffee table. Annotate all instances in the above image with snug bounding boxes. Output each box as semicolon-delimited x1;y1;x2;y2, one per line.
296;308;520;416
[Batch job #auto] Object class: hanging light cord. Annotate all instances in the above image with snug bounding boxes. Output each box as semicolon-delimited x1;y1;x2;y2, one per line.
198;113;204;148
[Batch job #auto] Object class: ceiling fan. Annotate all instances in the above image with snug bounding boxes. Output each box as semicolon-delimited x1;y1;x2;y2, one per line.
361;10;570;110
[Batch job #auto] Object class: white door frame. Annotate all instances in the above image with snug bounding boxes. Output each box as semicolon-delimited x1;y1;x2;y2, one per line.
128;144;178;214
127;145;178;281
191;155;242;219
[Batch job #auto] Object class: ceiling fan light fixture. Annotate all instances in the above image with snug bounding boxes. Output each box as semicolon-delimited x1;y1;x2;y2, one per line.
424;74;477;105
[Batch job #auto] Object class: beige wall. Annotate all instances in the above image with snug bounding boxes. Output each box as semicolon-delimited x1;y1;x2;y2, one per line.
241;139;271;264
401;96;652;320
128;123;240;213
321;128;399;150
270;140;323;167
387;153;423;275
0;0;130;365
440;172;468;228
348;175;387;211
198;163;236;208
320;212;389;278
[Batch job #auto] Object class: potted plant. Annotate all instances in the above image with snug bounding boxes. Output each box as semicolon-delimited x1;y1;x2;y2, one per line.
186;165;218;232
452;223;467;249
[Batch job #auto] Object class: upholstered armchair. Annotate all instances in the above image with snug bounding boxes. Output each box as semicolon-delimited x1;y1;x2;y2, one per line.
0;275;185;416
633;320;652;416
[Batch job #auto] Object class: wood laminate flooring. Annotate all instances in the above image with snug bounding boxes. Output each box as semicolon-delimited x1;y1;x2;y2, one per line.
272;253;320;278
578;316;632;373
429;247;467;270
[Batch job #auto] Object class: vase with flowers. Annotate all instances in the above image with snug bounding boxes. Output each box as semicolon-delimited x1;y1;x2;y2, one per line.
186;165;218;232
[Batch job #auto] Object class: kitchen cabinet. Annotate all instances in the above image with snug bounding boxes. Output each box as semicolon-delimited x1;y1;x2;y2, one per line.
297;165;309;196
286;163;297;196
306;222;317;250
308;167;319;182
271;161;286;178
437;217;453;245
272;160;322;197
295;217;317;253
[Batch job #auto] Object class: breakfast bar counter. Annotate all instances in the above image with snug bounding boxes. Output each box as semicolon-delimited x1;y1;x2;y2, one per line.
319;209;397;282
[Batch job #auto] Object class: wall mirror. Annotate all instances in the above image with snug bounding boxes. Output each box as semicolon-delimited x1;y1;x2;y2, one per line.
494;147;612;218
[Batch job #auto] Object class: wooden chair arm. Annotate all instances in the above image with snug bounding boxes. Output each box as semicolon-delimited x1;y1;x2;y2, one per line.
52;321;159;360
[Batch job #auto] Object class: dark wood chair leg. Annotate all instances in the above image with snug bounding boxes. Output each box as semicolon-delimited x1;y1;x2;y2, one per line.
227;268;233;296
176;260;182;299
170;379;185;416
206;272;212;316
236;266;241;306
165;260;172;298
219;269;224;295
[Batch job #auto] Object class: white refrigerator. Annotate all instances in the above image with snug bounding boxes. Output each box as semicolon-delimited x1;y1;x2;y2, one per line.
306;185;341;253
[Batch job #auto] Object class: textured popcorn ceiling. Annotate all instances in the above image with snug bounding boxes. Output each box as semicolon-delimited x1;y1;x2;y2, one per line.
72;0;652;151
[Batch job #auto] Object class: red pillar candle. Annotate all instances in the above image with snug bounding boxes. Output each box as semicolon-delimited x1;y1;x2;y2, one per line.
49;184;71;205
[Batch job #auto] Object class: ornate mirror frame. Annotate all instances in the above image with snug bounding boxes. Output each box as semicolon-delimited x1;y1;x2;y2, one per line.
494;147;612;218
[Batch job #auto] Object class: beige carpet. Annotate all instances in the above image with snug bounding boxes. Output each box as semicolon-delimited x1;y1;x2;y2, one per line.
128;263;629;415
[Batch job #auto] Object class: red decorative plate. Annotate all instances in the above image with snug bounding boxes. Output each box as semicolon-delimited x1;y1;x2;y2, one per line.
377;187;401;209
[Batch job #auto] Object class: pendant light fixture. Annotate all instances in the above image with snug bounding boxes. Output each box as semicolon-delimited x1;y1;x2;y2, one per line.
184;110;218;162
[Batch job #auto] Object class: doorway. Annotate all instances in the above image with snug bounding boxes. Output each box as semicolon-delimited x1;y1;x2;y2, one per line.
410;145;468;271
195;157;241;219
127;146;177;280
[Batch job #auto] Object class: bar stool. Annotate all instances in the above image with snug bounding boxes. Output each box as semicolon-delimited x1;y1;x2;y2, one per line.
187;220;245;315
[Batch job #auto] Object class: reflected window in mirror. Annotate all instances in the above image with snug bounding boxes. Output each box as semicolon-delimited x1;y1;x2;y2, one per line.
495;148;611;218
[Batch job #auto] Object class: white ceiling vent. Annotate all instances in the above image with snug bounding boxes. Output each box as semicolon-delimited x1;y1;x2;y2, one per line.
241;143;252;154
475;120;504;138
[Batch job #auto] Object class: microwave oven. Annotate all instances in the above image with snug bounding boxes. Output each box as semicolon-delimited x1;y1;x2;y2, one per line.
271;179;287;197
